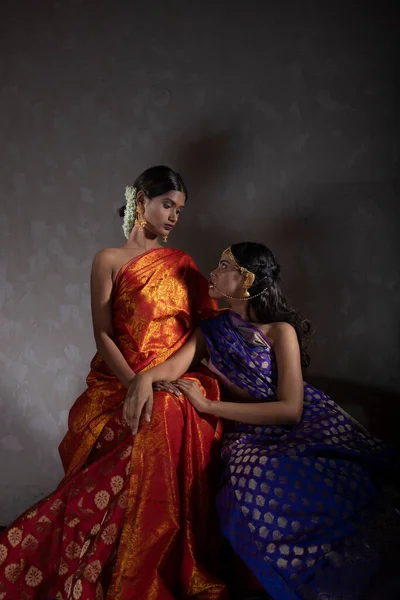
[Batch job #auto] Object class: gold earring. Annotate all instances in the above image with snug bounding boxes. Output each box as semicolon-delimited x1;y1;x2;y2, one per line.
224;247;256;297
242;271;255;298
135;206;146;231
162;235;168;243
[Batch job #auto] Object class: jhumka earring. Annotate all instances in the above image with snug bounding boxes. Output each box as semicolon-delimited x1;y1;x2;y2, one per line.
242;271;256;297
224;247;255;297
162;235;168;243
134;206;146;231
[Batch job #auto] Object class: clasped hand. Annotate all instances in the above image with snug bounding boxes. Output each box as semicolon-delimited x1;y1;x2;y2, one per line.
155;378;210;414
123;375;210;434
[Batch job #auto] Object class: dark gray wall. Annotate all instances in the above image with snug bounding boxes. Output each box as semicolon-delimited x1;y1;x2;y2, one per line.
0;0;398;521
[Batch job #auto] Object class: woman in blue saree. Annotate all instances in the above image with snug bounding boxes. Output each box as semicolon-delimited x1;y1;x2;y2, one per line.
127;242;399;600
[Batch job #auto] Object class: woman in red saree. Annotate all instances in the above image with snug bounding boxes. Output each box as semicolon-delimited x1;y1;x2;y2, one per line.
0;166;227;600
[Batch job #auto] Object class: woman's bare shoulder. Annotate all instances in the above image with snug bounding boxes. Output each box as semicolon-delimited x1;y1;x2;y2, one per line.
95;247;124;258
261;321;297;346
92;248;122;268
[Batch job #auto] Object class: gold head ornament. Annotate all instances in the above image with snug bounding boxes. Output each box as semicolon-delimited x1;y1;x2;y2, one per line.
224;247;255;297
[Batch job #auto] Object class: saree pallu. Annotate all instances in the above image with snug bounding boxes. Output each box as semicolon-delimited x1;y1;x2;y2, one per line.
0;248;228;600
200;311;400;600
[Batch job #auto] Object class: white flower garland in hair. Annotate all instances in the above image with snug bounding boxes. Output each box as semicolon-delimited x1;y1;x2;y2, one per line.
122;185;137;239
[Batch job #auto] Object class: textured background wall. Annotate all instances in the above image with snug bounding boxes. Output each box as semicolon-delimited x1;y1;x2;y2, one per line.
0;0;399;524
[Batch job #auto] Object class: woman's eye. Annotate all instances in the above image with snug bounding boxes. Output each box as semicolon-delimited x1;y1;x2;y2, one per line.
163;203;171;209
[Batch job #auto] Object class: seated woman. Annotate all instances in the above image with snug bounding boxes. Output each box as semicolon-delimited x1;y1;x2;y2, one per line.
0;166;227;600
128;241;399;600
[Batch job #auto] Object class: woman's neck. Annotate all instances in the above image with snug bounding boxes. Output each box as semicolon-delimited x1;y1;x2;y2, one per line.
125;226;161;252
228;301;248;320
228;303;262;325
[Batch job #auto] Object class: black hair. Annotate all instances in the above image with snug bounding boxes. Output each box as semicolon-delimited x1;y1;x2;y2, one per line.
118;165;187;217
231;241;312;369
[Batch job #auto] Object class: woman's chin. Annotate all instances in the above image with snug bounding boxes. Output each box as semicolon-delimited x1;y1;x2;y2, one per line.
208;286;221;299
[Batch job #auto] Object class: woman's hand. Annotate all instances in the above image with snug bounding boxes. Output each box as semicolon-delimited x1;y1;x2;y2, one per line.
173;379;211;414
123;373;154;435
153;381;182;396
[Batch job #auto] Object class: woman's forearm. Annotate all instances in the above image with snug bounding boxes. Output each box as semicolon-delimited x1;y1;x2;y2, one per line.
96;332;135;388
142;350;195;384
203;398;302;426
143;360;187;384
143;330;206;384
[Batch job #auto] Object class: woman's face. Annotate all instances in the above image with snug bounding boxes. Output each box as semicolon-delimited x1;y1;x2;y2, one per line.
143;190;186;237
209;251;245;300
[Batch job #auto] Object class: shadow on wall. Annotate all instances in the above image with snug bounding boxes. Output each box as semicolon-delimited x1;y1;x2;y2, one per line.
169;122;246;267
172;123;240;190
263;181;400;388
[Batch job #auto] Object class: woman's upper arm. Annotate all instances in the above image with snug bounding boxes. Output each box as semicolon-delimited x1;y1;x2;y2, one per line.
272;323;304;412
171;328;207;373
190;327;208;365
90;251;114;340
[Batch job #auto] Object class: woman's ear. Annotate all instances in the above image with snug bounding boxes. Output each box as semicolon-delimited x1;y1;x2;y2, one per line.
136;190;145;208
